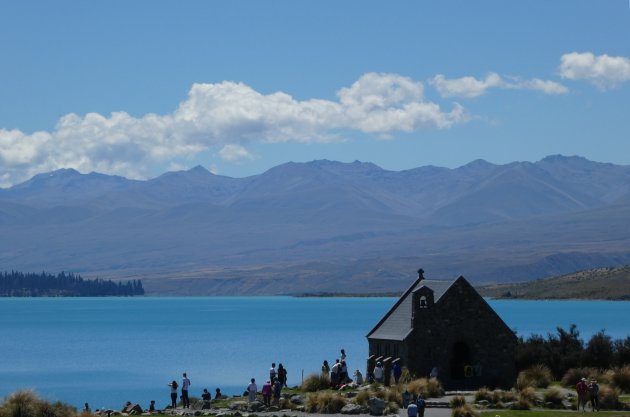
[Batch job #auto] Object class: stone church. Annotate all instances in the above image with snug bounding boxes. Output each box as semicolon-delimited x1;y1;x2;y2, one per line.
366;269;517;389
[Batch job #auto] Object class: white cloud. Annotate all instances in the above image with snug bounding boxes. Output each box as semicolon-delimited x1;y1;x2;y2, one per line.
430;73;568;98
0;73;467;187
559;52;630;89
218;144;255;162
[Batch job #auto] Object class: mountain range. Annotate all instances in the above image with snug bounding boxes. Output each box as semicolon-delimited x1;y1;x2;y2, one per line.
1;154;630;295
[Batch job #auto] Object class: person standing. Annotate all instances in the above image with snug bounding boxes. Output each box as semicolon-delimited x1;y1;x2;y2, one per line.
392;361;402;384
576;378;588;412
340;349;346;362
321;360;330;375
588;379;599;411
277;363;288;388
269;363;277;381
168;380;178;408
247;378;257;403
261;380;272;407
182;373;191;408
416;395;426;417
407;402;418;417
272;378;282;405
373;362;384;383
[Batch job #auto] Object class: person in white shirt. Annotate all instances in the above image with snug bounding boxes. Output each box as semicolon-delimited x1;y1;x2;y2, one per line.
247;378;257;403
373;362;384;383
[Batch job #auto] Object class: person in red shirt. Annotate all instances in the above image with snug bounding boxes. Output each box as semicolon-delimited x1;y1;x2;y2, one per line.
576;377;589;411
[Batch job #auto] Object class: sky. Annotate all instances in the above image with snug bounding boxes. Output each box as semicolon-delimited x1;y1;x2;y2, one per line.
1;1;629;187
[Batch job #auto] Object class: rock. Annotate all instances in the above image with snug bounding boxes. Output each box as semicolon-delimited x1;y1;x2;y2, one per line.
229;402;248;411
248;401;264;412
345;392;357;399
341;403;362;414
289;395;304;405
267;406;280;412
194;412;202;416
476;400;489;407
293;405;305;412
367;397;385;416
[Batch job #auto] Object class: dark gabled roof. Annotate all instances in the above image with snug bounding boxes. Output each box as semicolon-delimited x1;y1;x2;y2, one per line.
366;277;457;341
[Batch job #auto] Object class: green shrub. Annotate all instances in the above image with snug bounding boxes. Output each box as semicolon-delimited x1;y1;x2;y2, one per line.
517;364;552;389
611;365;630;393
543;387;565;408
305;391;347;413
301;373;330;392
451;404;479;417
450;395;466;408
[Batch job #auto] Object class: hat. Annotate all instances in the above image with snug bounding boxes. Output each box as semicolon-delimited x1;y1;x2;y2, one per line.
581;377;587;381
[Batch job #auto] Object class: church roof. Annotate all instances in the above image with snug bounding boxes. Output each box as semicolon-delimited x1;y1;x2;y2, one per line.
366;277;457;341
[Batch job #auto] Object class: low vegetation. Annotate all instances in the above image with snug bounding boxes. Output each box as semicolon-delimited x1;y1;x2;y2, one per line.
517;364;552;389
0;390;76;417
304;391;347;413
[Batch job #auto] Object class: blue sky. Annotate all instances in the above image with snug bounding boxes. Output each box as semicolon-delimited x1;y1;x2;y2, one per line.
1;1;629;186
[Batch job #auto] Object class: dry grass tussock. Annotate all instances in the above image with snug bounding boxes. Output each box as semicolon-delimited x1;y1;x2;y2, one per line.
511;396;531;410
301;373;331;392
305;391;347;413
474;387;519;406
450;395;466;408
0;390;76;417
406;377;444;398
598;383;621;410
451;404;479;417
611;365;630;393
518;386;537;403
542;387;565;408
561;367;601;386
517;364;552;389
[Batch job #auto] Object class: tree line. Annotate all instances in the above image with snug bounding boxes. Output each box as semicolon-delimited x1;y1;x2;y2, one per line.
0;270;144;296
516;324;630;378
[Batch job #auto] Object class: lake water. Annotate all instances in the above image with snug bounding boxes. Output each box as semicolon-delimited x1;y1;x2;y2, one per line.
1;297;629;409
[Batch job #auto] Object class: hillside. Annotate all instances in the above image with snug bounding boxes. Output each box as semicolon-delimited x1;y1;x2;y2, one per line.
1;155;630;295
478;266;630;300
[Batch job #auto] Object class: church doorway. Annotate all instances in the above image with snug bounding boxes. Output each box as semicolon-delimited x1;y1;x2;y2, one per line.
449;341;471;380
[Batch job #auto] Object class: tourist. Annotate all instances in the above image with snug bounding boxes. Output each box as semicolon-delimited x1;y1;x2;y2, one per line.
182;373;191;408
148;400;156;413
392;361;402;384
247;378;257;403
407;402;418;417
429;366;438;379
589;379;600;411
576;377;589;411
373;362;384;383
416;395;426;417
168;380;178;408
269;362;277;381
402;390;411;408
201;388;211;409
340;360;349;383
84;403;91;413
340;349;346;361
322;360;330;375
278;363;288;388
215;388;222;399
272;378;282;405
261;380;272;407
330;359;341;387
353;369;363;385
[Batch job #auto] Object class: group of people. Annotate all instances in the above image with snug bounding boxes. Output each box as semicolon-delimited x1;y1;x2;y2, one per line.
245;362;288;407
404;392;426;417
323;349;357;388
166;372;222;410
576;377;600;411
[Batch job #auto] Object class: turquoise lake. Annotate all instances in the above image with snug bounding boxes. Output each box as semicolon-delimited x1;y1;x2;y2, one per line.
1;297;629;409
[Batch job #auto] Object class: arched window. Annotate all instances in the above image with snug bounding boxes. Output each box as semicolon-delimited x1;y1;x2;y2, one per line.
419;295;428;308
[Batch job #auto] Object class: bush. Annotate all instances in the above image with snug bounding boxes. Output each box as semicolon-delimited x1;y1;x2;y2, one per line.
305;391;347;413
384;388;402;406
301;373;330;392
354;390;370;406
451;404;479;417
385;401;399;414
598;383;621;410
511;397;531;410
491;389;517;404
474;387;492;403
406;377;444;398
450;395;466;408
517;364;552;389
611;365;630;393
0;390;76;417
519;386;537;404
561;367;599;387
543;387;565;408
399;367;412;384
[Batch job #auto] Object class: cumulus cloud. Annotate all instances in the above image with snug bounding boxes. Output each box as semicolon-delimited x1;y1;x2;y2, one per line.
0;73;467;187
430;73;568;98
218;144;255;162
559;52;630;89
